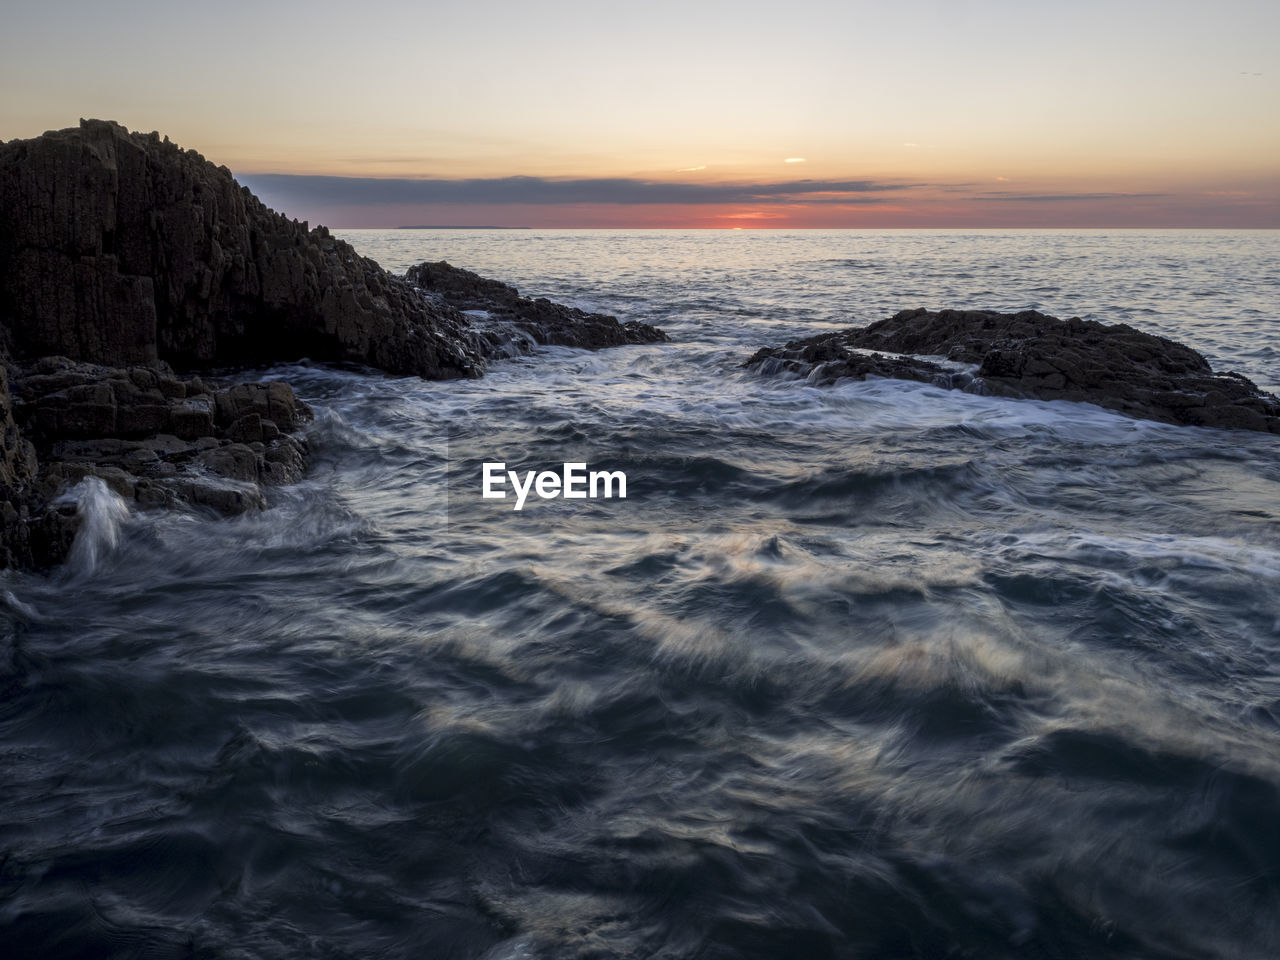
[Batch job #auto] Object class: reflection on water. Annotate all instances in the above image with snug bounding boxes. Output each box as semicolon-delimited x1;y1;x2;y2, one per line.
2;230;1279;958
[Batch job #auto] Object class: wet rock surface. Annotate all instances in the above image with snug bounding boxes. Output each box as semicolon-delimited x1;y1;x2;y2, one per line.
746;308;1280;433
0;357;312;565
406;260;668;350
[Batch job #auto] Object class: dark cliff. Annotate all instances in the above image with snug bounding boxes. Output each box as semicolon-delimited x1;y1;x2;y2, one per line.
0;119;486;379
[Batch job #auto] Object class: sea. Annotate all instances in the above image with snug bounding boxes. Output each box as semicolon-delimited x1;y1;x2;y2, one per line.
2;229;1279;959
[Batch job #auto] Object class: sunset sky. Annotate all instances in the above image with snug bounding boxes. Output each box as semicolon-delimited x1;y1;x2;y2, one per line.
2;0;1276;227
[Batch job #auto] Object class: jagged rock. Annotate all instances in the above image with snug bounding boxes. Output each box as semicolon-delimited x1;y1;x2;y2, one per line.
0;366;38;489
11;358;311;444
212;381;308;431
0;358;314;563
226;413;265;444
135;476;265;515
746;308;1280;433
195;442;261;483
0;121;668;384
745;339;970;391
172;395;216;440
406;261;668;349
0;119;486;379
0;363;54;569
0;120;671;568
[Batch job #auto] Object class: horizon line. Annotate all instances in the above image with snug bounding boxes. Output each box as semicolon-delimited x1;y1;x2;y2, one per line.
332;224;1280;231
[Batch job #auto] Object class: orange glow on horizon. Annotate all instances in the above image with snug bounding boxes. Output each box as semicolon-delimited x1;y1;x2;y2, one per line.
274;195;1279;231
238;161;1280;232
3;0;1275;230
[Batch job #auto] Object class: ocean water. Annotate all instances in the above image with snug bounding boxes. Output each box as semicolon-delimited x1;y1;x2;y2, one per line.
2;229;1279;959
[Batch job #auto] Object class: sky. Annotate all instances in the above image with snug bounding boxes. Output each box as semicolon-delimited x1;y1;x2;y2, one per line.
2;0;1277;228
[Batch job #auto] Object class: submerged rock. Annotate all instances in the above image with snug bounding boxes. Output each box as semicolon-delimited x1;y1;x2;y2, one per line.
746;308;1280;433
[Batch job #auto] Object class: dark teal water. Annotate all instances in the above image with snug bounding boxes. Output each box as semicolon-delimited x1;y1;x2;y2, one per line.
3;230;1279;959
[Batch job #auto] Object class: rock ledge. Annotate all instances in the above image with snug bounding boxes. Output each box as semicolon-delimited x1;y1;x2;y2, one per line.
746;308;1280;433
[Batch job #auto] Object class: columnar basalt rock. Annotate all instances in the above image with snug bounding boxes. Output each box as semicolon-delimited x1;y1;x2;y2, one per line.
0;363;48;568
746;308;1280;433
0;119;485;379
2;356;313;558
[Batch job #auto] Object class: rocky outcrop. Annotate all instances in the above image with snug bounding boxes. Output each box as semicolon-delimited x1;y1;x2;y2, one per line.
0;120;669;379
0;120;670;568
746;308;1280;433
0;357;311;565
0;119;487;379
406;261;667;351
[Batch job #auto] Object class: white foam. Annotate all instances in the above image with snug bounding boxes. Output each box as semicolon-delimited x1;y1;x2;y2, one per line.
57;477;131;579
479;937;538;960
1;589;40;620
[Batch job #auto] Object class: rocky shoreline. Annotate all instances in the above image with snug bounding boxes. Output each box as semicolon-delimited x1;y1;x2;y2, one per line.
3;121;1276;570
0;120;666;568
746;308;1280;433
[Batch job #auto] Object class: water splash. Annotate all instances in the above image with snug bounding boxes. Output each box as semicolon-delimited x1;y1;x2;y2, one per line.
57;476;131;579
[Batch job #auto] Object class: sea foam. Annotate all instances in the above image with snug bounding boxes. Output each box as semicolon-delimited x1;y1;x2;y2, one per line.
58;476;131;578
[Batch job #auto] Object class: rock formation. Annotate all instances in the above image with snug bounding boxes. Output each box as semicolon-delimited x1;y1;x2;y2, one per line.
0;119;665;378
0;119;483;377
16;356;310;499
0;120;668;568
745;308;1280;433
407;261;667;351
0;362;47;568
0;355;312;568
